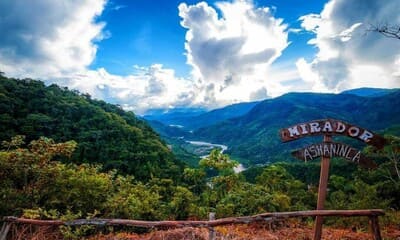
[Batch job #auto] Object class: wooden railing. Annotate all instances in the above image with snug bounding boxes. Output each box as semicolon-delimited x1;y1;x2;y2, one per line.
1;209;385;240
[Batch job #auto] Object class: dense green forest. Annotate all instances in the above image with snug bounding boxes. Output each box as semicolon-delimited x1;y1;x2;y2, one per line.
1;135;399;224
0;76;399;235
0;75;184;181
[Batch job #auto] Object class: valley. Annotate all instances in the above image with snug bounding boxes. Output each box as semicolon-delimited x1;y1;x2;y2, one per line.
1;0;399;238
144;88;400;167
1;76;399;239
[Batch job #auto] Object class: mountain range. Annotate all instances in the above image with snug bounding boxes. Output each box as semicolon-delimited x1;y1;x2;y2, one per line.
143;101;259;131
1;74;398;170
144;88;400;166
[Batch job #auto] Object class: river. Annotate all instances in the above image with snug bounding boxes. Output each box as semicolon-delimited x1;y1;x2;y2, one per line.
186;140;245;173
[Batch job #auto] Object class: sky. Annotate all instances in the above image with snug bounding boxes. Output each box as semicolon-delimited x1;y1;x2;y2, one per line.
0;0;399;114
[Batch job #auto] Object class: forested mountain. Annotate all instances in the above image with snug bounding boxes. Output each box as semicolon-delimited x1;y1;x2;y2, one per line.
142;107;206;128
1;75;399;236
143;101;259;130
193;91;400;165
341;87;399;97
143;88;397;133
0;75;184;181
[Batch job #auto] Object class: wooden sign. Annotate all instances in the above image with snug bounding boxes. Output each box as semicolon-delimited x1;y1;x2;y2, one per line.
279;119;386;240
280;119;386;149
291;142;377;169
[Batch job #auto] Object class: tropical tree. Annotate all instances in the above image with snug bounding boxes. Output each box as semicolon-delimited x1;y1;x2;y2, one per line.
0;136;77;215
365;135;400;182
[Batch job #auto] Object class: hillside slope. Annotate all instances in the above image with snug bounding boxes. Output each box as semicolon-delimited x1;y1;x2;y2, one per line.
194;91;400;164
143;101;259;130
341;87;399;97
0;76;183;180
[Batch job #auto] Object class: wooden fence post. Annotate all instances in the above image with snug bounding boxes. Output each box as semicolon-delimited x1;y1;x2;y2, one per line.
369;215;382;240
209;212;215;240
0;222;11;240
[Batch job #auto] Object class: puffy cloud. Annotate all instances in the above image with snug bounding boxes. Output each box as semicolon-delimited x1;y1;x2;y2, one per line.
1;0;398;115
0;0;193;114
0;0;107;79
178;0;290;107
0;0;294;113
250;87;268;101
63;64;194;114
297;0;400;92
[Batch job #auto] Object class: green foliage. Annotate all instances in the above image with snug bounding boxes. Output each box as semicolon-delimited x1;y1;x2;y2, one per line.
319;134;400;227
256;165;293;191
366;134;400;181
59;225;96;240
1;73;400;233
0;135;77;215
0;135;399;230
199;149;238;173
327;177;390;210
198;150;241;207
105;177;162;220
44;164;114;214
183;168;207;195
215;183;274;217
194;91;400;165
0;136;112;216
256;165;315;211
167;186;197;220
0;136;198;224
361;134;400;209
0;76;184;181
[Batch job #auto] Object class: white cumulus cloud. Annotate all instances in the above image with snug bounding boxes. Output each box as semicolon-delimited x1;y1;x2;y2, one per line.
0;0;294;113
62;65;194;114
0;0;107;79
0;0;193;114
296;0;400;92
7;0;396;114
178;0;290;107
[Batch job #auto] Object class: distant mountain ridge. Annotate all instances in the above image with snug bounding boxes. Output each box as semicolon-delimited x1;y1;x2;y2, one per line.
143;107;206;127
193;90;400;165
341;87;399;97
143;101;259;130
144;88;397;131
143;88;400;166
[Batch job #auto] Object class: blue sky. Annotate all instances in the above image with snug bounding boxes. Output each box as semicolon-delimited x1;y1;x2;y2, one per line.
0;0;399;114
92;0;194;77
91;0;325;77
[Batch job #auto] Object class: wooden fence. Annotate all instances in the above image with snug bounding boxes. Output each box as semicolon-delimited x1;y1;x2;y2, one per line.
1;209;385;240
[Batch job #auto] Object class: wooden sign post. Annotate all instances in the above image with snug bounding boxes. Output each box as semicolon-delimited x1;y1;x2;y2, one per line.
313;134;331;240
280;119;385;240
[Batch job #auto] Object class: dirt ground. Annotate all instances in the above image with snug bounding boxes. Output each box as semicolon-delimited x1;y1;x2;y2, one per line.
90;223;400;240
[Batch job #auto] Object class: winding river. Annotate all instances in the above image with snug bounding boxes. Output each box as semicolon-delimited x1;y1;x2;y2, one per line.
186;140;245;173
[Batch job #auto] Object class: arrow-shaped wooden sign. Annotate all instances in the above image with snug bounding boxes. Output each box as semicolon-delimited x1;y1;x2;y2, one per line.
291;142;377;169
